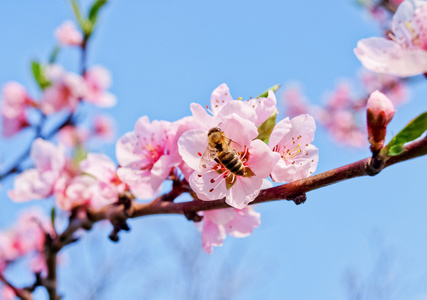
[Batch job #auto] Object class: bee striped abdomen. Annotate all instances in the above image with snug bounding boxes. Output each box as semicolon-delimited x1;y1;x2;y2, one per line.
218;151;244;176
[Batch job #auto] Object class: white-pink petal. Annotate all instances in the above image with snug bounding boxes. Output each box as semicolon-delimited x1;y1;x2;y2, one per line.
201;219;226;254
226;207;260;238
178;129;209;171
210;83;233;115
248;139;280;179
219;114;258;147
55;21;83;46
355;37;427;76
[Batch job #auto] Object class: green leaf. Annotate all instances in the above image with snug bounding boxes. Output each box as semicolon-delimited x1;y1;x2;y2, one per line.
256;112;277;143
70;0;85;28
257;84;280;98
387;112;427;156
89;0;107;25
51;206;56;228
388;145;404;156
49;45;61;64
70;0;92;36
74;146;88;164
31;61;51;90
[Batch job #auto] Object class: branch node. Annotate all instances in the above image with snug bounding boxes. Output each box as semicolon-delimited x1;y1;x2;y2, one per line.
183;210;203;222
366;155;385;176
109;229;120;242
287;193;307;205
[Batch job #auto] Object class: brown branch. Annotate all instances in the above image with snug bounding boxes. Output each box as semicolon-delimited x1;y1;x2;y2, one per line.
51;135;427;253
0;273;33;300
42;35;90;300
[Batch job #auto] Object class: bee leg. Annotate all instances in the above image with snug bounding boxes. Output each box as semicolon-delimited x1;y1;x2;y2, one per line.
214;158;220;164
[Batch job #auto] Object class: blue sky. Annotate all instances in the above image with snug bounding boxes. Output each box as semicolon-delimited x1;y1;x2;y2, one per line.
1;1;427;299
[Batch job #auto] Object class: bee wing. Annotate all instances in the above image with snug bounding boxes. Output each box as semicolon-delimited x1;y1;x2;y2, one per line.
199;146;216;170
228;139;244;154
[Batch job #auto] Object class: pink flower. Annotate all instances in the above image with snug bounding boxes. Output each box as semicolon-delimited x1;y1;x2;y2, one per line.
1;82;32;137
41;64;86;114
80;153;124;209
366;90;395;151
281;84;308;117
0;209;52;264
30;253;47;274
116;116;181;198
313;105;367;148
1;82;31;118
58;125;89;147
13;209;53;255
201;206;260;254
360;70;407;106
55;175;97;211
191;83;277;129
56;153;124;210
325;82;353;109
92;115;115;141
55;21;83;46
2;111;30;137
355;0;427;76
84;66;116;107
0;232;19;262
9;139;66;201
269;114;319;182
1;286;16;300
178;114;280;209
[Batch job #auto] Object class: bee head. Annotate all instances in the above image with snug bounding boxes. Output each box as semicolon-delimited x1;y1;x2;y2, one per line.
208;127;225;147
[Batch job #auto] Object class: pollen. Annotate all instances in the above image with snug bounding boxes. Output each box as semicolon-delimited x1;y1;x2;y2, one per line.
238;97;242;100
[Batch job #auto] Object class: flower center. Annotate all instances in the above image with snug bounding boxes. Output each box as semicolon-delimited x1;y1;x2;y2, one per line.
273;135;311;165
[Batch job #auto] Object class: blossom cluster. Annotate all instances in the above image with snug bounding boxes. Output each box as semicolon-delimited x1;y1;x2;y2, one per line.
0;209;53;299
0;64;115;137
281;70;405;147
6;84;319;253
0;20;115;138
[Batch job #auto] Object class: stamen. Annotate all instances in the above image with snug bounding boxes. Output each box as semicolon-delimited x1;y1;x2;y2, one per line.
281;143;302;161
405;21;416;37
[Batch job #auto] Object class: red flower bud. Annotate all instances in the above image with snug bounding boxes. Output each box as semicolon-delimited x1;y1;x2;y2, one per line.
366;90;395;152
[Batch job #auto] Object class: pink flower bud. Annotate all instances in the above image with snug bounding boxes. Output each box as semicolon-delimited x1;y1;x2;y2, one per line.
366;90;395;151
55;21;83;46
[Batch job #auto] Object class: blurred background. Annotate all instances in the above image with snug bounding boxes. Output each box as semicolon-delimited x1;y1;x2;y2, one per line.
0;0;427;299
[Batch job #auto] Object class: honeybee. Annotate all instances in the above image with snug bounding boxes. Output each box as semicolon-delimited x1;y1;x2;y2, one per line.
200;127;247;176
